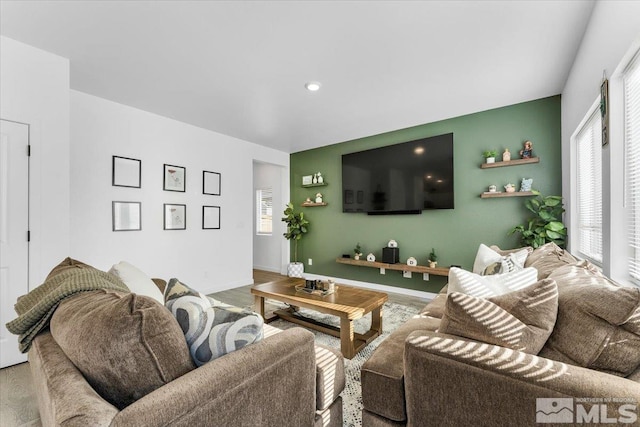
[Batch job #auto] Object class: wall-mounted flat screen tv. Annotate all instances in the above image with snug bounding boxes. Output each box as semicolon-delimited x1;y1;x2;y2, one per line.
342;133;454;214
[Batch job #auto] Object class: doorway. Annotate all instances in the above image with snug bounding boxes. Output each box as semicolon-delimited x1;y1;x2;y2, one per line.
0;119;30;368
252;161;287;274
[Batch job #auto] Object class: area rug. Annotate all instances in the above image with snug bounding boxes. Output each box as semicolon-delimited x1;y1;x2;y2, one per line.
268;301;420;427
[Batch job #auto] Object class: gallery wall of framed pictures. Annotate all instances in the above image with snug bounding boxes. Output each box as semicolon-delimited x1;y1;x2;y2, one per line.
111;154;222;232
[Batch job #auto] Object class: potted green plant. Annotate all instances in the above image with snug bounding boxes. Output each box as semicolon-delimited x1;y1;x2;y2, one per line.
509;190;567;248
483;150;498;164
428;248;438;268
281;202;310;277
354;243;363;260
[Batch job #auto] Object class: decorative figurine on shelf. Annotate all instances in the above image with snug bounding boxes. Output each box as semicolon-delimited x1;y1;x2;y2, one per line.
520;178;533;192
388;239;398;248
304;197;312;205
519;140;533;159
407;257;418;267
428;248;438;268
317;172;324;184
367;253;376;262
354;243;363;260
505;183;516;193
502;148;511;162
312;174;318;184
488;184;497;193
315;193;323;203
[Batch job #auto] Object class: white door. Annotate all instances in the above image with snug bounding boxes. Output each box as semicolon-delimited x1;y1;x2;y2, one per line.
0;119;30;368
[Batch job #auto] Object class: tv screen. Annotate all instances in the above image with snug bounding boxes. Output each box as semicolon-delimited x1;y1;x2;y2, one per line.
342;133;454;214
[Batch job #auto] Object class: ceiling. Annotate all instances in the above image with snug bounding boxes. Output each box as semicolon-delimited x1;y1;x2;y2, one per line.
0;1;595;153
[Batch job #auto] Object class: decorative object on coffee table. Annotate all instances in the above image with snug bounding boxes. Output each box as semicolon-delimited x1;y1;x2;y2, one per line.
282;202;309;277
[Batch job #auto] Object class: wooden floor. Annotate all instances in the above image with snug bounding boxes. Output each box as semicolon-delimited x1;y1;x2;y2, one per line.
228;269;430;312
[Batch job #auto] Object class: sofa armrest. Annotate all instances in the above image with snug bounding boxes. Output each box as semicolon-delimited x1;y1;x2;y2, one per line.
112;327;317;427
404;330;640;427
29;332;119;427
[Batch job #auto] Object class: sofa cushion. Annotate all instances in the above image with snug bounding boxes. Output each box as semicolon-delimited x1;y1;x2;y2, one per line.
164;278;264;366
439;279;558;354
447;266;538;298
361;316;440;422
540;263;640;376
472;244;529;275
524;242;577;280
419;285;448;318
50;289;195;409
108;261;165;304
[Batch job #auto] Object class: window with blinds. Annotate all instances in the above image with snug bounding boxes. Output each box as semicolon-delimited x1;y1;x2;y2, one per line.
624;52;640;283
256;188;273;235
575;108;603;263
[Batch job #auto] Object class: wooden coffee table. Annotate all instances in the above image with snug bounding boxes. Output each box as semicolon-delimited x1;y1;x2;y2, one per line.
251;278;388;359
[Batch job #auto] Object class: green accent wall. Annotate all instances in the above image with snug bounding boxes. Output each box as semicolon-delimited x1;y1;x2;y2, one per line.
289;96;561;293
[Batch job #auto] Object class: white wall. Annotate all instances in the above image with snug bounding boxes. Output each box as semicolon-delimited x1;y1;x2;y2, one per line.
70;91;289;293
561;1;640;283
253;161;286;272
0;36;71;287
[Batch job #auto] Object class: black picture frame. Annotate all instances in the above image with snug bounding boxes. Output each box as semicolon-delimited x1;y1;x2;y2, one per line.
163;164;186;192
112;201;141;231
112;156;141;188
600;78;609;147
164;203;186;230
203;170;221;195
203;205;221;229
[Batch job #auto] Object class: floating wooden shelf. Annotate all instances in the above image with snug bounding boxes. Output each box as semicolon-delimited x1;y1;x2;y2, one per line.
480;191;535;199
336;257;449;281
480;157;539;169
302;182;328;188
301;202;328;207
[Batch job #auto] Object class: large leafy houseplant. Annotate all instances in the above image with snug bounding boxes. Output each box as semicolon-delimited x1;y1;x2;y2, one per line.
509;190;567;249
281;202;309;263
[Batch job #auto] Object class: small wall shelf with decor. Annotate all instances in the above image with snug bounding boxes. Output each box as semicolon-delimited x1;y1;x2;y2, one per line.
336;257;449;281
301;202;328;207
480;157;540;169
480;191;535;199
302;182;328;188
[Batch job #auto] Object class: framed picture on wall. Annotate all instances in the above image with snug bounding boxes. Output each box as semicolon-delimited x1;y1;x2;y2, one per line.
203;171;221;195
164;164;186;192
164;203;186;230
202;205;221;229
112;156;141;188
112;201;141;231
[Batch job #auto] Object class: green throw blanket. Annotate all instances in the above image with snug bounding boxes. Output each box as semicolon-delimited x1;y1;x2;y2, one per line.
6;268;129;353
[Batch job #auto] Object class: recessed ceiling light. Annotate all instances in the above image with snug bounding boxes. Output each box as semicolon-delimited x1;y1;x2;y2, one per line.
305;81;321;92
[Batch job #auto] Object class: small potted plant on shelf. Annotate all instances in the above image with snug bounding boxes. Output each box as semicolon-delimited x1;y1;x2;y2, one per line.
428;248;438;268
354;243;363;260
483;150;498;164
282;202;310;277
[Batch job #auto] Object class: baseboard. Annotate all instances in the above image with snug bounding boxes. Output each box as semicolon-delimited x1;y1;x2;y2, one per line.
200;276;254;295
252;265;281;273
302;273;437;300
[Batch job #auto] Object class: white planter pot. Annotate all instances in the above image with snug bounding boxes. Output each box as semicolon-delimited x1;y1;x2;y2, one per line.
287;262;304;278
486;157;496;164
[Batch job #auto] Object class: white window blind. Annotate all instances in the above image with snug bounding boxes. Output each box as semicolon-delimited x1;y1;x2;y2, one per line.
624;52;640;282
256;188;273;234
575;108;603;263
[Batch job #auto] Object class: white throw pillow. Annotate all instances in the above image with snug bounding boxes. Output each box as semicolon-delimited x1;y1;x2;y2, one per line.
108;261;164;304
472;244;529;275
447;266;539;298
